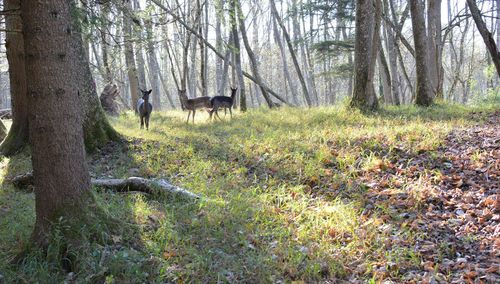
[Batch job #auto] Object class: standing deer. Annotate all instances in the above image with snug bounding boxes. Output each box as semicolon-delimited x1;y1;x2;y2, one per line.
178;89;212;123
137;89;153;130
209;87;237;121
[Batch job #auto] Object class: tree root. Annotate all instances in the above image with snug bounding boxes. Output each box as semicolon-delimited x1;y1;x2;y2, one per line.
11;173;200;199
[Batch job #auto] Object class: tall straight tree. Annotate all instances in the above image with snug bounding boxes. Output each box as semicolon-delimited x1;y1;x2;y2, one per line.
350;0;381;111
410;0;433;106
231;0;247;111
427;0;443;98
123;1;140;111
1;0;28;156
21;0;99;245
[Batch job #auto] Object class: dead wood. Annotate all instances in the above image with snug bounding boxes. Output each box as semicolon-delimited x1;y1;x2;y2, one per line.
11;173;200;199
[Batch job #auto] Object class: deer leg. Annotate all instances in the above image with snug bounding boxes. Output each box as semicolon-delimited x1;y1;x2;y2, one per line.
215;110;222;121
229;107;233;119
186;111;191;124
224;108;227;117
192;110;196;123
145;115;150;130
140;116;144;129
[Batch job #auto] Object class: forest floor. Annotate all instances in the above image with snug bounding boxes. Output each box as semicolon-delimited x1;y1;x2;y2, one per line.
0;104;498;283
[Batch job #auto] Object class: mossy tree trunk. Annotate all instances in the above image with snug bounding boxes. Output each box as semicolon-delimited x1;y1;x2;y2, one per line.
1;0;29;156
72;1;120;151
21;0;100;246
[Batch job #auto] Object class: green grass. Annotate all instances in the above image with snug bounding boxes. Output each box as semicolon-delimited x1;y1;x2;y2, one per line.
0;103;497;282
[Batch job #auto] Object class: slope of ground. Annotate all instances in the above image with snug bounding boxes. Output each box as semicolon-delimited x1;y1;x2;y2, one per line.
0;104;498;283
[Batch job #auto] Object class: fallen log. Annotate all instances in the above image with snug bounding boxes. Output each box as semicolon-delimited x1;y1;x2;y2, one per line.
11;173;200;200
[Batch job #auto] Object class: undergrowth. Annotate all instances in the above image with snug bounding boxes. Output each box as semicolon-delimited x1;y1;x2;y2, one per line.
0;103;496;282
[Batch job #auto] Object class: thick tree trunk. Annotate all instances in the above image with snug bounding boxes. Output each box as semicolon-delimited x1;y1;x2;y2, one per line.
350;0;381;111
229;5;246;111
410;0;434;106
1;0;29;156
71;2;119;151
466;0;500;77
21;0;97;246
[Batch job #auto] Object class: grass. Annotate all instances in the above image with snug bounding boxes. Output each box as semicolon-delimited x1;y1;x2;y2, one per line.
0;103;497;283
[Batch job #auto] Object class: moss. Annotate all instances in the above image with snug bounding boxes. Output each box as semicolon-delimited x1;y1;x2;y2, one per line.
84;113;121;152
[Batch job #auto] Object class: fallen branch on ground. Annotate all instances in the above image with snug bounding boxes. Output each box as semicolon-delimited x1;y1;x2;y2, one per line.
11;173;200;200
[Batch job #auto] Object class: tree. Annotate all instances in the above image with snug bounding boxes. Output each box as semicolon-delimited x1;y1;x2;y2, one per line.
410;0;433;106
123;1;140;111
466;0;500;77
270;0;312;107
427;0;444;98
72;2;120;150
350;0;381;111
235;0;274;108
21;0;101;246
1;0;28;156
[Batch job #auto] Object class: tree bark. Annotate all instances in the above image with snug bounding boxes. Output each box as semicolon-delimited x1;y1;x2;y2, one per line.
350;0;381;111
410;0;434;106
235;0;274;108
123;1;140;111
270;0;311;107
383;0;401;105
272;11;299;105
229;1;247;111
1;0;29;156
466;0;500;77
427;0;443;98
21;0;97;246
145;15;162;109
71;1;120;151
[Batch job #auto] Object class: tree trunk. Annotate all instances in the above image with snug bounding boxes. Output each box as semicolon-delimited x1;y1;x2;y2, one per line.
1;0;29;156
71;1;119;151
123;2;140;111
410;0;434;106
378;47;393;104
228;3;246;111
215;0;224;95
270;0;311;107
350;0;381;111
427;0;443;98
145;15;162;109
21;0;97;246
383;0;401;105
466;0;500;77
100;3;112;84
272;12;299;105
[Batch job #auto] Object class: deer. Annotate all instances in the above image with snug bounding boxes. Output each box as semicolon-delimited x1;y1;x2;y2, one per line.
209;87;237;121
178;89;212;123
137;89;153;130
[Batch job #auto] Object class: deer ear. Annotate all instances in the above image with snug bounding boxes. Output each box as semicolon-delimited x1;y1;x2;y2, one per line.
148;89;152;94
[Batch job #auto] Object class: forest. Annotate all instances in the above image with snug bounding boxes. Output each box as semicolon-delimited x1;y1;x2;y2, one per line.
0;0;498;283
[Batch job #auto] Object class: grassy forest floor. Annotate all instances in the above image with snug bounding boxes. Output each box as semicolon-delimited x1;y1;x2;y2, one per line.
0;104;499;283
